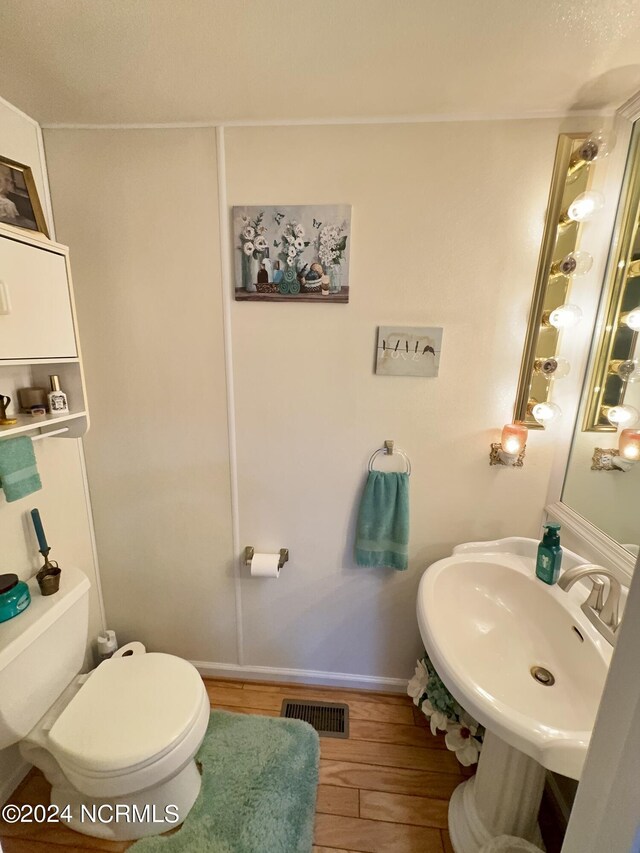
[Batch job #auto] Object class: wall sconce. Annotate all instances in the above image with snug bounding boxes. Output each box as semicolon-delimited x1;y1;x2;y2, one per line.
490;423;528;467
592;428;640;472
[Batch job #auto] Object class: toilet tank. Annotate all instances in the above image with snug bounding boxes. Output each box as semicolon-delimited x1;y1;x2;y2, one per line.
0;566;90;750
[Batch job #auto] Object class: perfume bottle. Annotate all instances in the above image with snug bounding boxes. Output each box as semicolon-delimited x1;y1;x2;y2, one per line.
47;375;69;415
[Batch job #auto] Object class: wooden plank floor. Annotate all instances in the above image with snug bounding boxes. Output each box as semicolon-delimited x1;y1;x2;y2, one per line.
0;677;471;852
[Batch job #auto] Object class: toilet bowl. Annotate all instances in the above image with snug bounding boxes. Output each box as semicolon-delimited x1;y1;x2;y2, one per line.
21;652;210;840
0;567;210;841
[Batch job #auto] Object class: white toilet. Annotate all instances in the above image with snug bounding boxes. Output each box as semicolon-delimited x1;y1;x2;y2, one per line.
0;566;210;840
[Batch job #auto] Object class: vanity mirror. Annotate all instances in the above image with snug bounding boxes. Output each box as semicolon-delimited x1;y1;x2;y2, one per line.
563;119;640;558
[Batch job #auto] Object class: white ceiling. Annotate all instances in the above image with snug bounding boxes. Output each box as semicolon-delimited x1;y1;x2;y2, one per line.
1;0;640;125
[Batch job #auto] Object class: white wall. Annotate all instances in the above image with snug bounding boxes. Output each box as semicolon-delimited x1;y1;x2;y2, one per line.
0;97;102;802
43;117;590;686
43;129;238;664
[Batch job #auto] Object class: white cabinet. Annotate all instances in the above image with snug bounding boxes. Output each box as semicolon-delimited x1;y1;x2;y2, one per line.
0;233;77;360
0;225;88;440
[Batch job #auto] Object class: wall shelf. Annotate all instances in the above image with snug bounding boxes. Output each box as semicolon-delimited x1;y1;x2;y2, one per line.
0;411;87;440
0;225;89;440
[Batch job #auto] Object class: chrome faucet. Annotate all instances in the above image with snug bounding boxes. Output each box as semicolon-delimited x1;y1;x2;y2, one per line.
558;563;623;645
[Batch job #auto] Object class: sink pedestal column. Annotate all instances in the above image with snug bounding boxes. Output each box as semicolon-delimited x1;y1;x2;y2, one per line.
448;730;546;852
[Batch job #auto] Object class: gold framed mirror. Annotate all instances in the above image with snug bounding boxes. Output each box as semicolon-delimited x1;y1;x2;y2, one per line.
582;129;640;432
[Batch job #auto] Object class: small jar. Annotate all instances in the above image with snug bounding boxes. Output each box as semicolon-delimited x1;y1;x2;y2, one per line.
0;573;31;623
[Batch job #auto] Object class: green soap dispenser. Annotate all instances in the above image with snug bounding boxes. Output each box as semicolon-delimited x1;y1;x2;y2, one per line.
536;523;563;584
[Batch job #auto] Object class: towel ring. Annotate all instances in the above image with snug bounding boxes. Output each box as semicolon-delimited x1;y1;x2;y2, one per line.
368;446;411;476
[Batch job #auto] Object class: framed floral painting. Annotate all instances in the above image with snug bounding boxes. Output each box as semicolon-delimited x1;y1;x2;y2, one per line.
232;204;351;302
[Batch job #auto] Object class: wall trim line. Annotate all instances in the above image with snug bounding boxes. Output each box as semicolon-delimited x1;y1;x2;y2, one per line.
191;660;409;693
40;108;613;132
215;126;244;667
0;758;30;806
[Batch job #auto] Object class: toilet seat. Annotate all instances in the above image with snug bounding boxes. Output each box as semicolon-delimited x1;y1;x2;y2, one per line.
48;653;210;797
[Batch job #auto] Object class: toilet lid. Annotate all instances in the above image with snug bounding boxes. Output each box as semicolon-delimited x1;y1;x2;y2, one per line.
49;653;207;775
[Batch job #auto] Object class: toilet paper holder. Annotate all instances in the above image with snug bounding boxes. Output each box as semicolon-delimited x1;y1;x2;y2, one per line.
244;546;289;569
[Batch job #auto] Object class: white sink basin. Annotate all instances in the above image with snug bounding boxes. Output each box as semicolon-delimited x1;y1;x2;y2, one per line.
417;537;612;780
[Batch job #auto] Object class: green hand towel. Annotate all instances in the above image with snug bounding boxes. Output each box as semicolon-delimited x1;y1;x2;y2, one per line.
355;470;409;570
0;436;42;502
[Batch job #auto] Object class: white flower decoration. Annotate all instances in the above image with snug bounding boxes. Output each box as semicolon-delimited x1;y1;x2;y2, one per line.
294;237;305;251
421;699;450;737
254;236;268;252
294;223;305;238
444;714;482;766
241;215;250;224
287;245;297;258
286;256;295;267
243;241;255;256
407;660;429;707
242;226;255;241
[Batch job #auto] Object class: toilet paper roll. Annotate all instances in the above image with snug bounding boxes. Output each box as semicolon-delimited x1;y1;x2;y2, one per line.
112;641;147;658
250;552;281;578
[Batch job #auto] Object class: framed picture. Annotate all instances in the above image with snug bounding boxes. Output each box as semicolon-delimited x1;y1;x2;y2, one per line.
375;326;443;377
233;204;351;303
0;156;49;237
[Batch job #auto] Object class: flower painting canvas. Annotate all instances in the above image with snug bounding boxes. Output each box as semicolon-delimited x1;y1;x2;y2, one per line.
232;205;351;302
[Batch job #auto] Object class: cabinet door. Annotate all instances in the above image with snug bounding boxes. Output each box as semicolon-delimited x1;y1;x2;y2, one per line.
0;236;77;360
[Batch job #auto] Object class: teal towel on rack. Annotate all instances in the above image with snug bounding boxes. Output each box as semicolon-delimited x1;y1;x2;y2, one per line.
0;436;42;502
355;471;409;570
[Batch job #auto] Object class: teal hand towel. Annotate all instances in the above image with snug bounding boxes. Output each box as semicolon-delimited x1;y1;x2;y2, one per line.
0;436;42;502
355;471;409;570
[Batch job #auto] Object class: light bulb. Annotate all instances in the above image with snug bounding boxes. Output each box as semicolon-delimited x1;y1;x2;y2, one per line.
551;251;593;277
577;129;616;163
623;307;640;332
565;191;605;223
534;357;571;379
613;360;640;383
532;402;562;426
619;429;640;461
606;405;640;427
500;423;527;457
548;304;583;329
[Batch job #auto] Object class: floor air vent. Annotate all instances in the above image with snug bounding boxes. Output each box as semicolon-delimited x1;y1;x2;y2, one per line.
281;699;349;738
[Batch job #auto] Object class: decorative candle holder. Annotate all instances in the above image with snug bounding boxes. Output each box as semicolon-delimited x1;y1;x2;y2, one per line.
36;549;61;596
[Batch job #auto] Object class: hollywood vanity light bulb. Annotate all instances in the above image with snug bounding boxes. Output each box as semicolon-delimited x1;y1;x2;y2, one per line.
552;251;593;277
548;304;583;330
606;405;640;428
567;191;605;223
623;307;640;332
532;402;562;426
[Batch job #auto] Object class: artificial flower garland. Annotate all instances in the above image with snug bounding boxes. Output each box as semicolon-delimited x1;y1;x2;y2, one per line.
407;652;484;766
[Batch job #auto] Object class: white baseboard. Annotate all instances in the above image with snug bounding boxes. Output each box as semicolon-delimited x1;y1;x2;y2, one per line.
190;660;409;693
0;758;30;806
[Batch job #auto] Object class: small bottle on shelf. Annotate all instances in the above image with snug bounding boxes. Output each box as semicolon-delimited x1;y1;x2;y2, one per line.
47;375;69;415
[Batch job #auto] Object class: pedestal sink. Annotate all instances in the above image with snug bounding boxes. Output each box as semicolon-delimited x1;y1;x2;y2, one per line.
416;537;613;852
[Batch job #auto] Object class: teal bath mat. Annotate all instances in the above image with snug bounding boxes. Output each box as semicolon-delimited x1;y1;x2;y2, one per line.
131;710;320;853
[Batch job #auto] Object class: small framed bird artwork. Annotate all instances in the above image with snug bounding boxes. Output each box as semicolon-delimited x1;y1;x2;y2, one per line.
375;326;443;377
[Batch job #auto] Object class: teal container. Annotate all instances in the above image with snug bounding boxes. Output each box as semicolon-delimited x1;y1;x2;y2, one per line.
0;573;31;623
536;523;563;585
